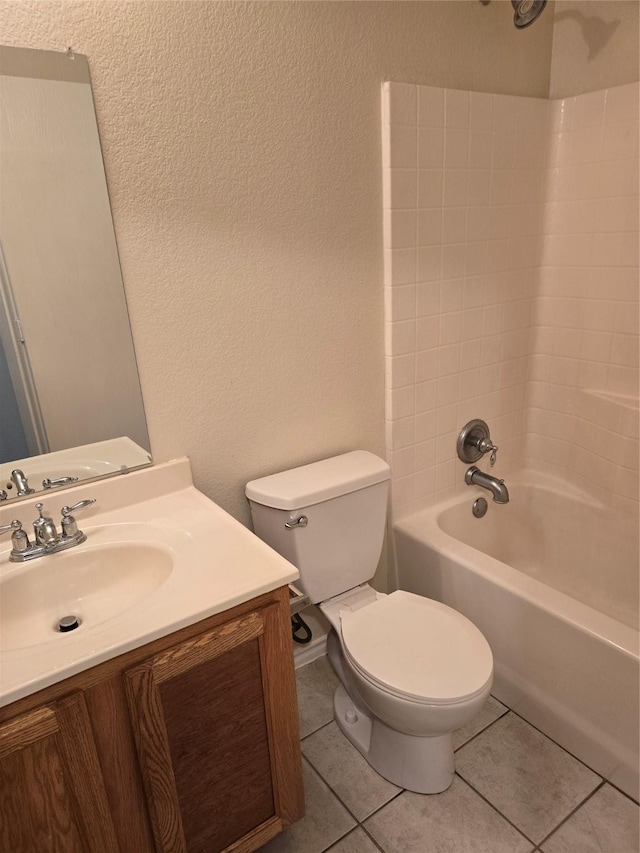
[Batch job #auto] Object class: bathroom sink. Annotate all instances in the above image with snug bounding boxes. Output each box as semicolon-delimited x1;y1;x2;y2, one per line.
0;457;299;707
0;538;174;651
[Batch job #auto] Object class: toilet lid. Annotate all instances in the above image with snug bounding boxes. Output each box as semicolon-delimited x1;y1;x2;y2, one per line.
340;590;493;705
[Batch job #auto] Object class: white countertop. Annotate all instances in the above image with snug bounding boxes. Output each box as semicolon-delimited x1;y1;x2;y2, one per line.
0;458;299;707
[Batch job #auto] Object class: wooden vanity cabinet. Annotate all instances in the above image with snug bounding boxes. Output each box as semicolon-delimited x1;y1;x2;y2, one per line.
0;586;304;853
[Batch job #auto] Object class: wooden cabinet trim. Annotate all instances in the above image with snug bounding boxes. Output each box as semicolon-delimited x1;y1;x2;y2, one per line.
149;611;264;684
53;693;120;853
222;815;283;853
258;602;305;827
0;706;57;759
124;666;187;853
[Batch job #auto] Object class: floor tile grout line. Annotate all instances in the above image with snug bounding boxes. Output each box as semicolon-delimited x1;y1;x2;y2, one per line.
453;703;511;752
300;716;408;828
320;826;361;853
358;787;406;824
300;717;334;743
302;724;410;847
302;739;405;829
359;823;388;853
471;699;638;808
322;824;387;853
299;754;359;851
532;779;607;850
454;771;539;846
602;778;640;807
505;704;610;789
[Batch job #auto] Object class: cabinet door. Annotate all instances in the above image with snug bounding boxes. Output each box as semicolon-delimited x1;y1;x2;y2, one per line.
125;603;303;853
0;692;119;853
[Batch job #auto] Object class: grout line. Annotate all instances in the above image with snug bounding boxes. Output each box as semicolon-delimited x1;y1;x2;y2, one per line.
453;700;510;752
505;704;609;788
304;740;405;829
358;787;405;824
454;771;538;847
599;778;640;807
533;780;607;850
359;822;388;853
321;827;359;853
300;718;334;743
299;757;358;852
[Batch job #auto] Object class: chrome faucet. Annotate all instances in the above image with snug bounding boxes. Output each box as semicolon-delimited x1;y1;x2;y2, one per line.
10;469;34;496
0;499;96;563
465;466;510;504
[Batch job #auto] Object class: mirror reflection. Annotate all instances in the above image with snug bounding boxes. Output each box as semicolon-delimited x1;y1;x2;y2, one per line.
0;45;150;503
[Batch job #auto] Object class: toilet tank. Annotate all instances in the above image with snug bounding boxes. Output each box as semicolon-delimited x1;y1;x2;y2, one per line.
246;451;390;604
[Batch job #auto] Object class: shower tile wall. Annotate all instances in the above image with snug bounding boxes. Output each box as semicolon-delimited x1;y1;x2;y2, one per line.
529;82;639;517
382;83;549;517
383;81;639;520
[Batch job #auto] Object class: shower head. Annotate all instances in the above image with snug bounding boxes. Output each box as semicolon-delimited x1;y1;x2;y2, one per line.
511;0;547;29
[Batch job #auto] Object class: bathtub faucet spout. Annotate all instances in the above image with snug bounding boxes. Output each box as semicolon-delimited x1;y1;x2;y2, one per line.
465;466;510;504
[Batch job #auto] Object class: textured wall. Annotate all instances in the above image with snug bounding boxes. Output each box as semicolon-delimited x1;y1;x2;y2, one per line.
550;1;639;98
1;1;554;535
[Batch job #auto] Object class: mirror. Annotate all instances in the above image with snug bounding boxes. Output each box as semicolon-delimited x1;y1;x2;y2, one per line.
0;45;151;503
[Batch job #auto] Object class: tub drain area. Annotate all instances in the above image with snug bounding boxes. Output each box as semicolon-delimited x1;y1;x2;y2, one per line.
57;615;81;633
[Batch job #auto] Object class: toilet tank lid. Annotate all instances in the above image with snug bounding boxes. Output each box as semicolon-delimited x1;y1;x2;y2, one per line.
245;451;390;510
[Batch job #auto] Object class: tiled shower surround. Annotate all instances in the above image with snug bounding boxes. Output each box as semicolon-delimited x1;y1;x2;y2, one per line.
382;81;639;519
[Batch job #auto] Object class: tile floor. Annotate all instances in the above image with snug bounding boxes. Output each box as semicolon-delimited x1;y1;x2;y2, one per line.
261;656;640;853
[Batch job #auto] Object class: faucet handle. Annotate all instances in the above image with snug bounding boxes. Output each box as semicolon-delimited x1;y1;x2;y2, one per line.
0;519;30;553
60;499;96;541
43;476;79;490
0;519;22;537
477;437;499;467
61;499;96;517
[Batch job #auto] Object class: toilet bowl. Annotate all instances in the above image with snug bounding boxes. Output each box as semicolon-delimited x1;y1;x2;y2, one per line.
320;585;493;792
245;450;494;794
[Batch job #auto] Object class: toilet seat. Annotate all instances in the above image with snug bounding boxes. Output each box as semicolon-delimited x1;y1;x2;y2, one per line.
340;590;493;706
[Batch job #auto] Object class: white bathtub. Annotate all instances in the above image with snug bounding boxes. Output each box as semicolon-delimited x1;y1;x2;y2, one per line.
393;472;639;800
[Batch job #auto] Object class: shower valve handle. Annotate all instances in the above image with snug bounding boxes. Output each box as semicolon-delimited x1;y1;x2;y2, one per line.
477;438;499;467
457;419;499;467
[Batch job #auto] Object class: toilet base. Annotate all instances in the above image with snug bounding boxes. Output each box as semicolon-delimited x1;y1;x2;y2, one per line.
333;684;455;794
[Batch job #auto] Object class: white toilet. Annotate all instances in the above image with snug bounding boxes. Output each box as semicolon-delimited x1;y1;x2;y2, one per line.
246;450;493;794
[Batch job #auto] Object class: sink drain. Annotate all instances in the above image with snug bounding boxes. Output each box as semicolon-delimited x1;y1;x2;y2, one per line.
57;615;81;633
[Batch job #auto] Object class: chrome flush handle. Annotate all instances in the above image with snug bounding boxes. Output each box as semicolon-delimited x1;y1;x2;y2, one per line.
284;515;308;529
